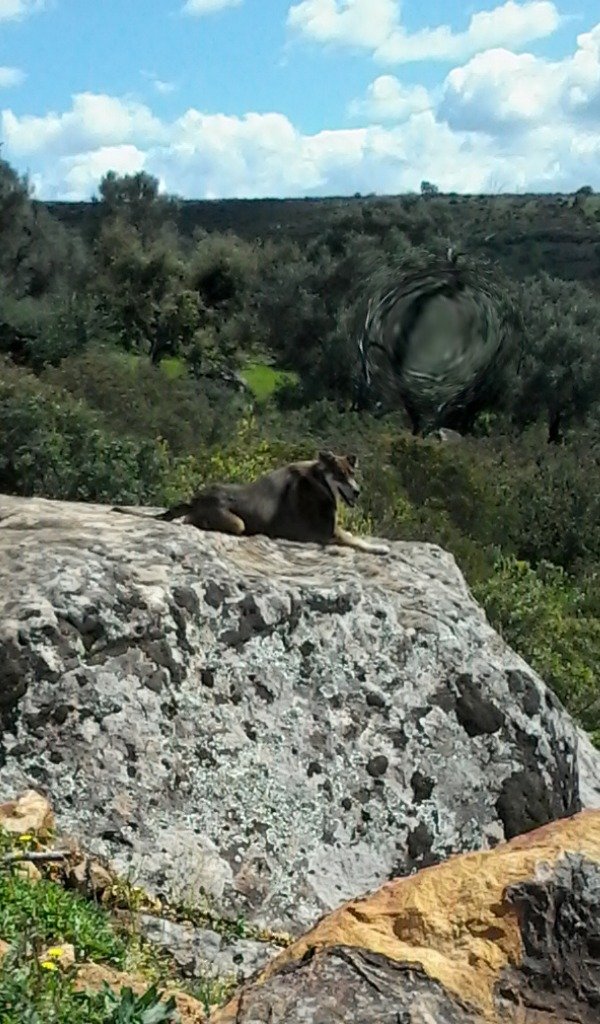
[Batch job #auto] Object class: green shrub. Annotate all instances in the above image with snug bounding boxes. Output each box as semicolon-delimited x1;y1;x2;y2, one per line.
43;346;246;456
0;363;168;504
474;557;600;742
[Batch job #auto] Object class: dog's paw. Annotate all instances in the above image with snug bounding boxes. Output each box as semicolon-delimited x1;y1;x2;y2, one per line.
371;543;390;556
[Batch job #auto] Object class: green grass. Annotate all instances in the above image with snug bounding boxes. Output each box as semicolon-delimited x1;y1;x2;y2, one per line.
0;853;180;1022
159;357;186;381
0;872;127;966
240;361;298;402
0;835;260;1021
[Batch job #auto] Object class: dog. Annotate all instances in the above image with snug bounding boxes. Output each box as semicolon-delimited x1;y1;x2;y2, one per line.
112;450;389;554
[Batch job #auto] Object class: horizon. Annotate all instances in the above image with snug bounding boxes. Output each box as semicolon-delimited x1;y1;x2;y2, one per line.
37;188;590;205
1;1;599;201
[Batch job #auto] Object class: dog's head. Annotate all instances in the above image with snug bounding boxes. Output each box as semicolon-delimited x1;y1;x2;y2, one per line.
317;450;360;507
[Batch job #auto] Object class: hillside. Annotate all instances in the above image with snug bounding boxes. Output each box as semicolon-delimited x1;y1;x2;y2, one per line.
41;191;600;288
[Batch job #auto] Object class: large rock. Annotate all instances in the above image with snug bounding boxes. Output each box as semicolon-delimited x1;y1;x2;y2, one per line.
210;809;600;1023
0;493;598;936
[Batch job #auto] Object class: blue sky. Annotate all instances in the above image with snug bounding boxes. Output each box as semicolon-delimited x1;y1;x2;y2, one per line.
1;0;599;199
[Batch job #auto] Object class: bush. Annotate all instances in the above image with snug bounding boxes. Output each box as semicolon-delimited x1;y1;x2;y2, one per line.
43;346;247;456
474;557;600;742
0;363;169;504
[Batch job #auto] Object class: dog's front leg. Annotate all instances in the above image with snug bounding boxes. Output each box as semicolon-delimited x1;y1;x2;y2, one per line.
331;525;389;556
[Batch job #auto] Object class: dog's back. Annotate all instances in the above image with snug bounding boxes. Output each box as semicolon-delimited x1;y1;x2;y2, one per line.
191;462;334;543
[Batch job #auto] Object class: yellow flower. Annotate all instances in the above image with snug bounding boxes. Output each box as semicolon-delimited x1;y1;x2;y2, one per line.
18;834;33;843
41;961;59;971
46;947;64;958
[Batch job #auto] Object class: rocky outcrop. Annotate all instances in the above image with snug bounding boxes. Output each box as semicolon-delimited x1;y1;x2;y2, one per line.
210;809;600;1023
0;493;598;937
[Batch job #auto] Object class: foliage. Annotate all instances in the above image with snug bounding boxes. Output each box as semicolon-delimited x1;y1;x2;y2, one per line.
0;362;169;504
95;170;180;243
0;156;87;300
0;873;126;965
0;952;178;1024
509;275;600;441
474;558;600;743
42;346;247;456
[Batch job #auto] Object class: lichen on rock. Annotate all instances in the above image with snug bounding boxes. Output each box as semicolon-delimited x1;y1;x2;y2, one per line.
211;810;600;1023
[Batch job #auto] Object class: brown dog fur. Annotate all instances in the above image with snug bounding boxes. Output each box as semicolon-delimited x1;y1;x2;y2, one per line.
113;450;388;554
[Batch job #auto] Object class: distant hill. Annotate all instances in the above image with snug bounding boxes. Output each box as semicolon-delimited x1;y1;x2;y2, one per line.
39;191;600;289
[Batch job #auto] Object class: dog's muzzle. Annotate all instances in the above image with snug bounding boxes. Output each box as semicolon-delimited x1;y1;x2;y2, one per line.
340;482;360;507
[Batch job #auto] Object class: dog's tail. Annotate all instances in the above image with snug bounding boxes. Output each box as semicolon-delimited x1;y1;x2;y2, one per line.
155;501;191;522
111;504;190;522
111;506;154;519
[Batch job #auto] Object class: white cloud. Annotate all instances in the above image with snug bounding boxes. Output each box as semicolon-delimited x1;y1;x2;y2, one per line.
154;79;177;95
0;66;25;87
348;75;431;120
182;0;242;15
287;0;561;64
440;23;600;132
0;0;45;21
3;23;600;202
2;92;166;158
141;71;178;96
287;0;398;50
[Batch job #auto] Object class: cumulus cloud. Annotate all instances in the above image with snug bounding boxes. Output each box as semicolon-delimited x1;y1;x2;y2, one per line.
3;22;600;202
287;0;561;64
0;66;25;87
348;76;431;120
2;92;166;158
0;0;45;21
287;0;398;50
440;23;600;132
182;0;242;15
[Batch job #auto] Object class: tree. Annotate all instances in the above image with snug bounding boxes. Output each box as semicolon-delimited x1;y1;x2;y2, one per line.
420;180;439;198
93;215;201;361
0;151;87;299
511;275;600;442
96;171;180;242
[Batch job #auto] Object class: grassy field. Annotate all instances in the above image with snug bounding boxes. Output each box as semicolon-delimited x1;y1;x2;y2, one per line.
113;353;297;402
240;362;298;402
160;357;186;381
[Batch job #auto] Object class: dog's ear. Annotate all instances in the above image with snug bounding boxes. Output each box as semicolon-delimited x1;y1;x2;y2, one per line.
347;453;358;469
318;450;335;466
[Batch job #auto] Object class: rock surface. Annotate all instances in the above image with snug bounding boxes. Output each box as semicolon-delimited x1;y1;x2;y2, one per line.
0;493;599;935
136;915;279;982
210;810;600;1023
